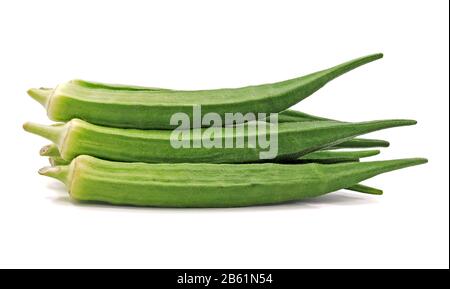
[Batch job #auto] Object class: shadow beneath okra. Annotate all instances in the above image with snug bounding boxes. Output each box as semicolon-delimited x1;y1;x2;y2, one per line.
46;182;67;194
50;191;379;212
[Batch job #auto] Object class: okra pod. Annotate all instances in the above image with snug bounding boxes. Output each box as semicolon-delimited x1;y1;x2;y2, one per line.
39;155;426;207
28;54;383;129
46;148;378;166
25;118;414;163
45;149;383;194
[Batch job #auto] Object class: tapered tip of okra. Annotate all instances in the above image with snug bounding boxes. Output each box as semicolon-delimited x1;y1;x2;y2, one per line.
27;88;52;107
347;184;384;195
385;119;417;126
356;149;381;158
337;138;390;149
318;53;384;82
371;157;428;172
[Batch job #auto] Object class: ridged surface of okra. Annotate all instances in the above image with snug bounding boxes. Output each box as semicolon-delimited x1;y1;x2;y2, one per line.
66;79;390;149
39;155;426;207
24;118;414;163
46;148;380;165
28;54;382;129
45;148;384;195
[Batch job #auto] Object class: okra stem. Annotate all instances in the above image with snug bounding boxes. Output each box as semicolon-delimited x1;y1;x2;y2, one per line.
38;166;69;183
23;122;64;144
40;144;61;157
27;88;52;107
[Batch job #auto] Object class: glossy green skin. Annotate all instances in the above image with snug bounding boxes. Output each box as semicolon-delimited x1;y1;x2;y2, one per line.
29;54;383;129
24;118;414;163
40;155;426;207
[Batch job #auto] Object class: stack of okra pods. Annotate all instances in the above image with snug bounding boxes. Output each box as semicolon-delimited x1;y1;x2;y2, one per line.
24;53;427;207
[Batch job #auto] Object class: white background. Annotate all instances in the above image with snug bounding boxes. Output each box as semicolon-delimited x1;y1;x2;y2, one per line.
0;0;448;269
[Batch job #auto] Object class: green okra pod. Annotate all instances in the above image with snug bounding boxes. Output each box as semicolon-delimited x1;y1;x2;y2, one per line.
67;80;390;149
28;53;383;129
44;148;383;195
46;148;379;166
39;155;426;207
25;118;415;164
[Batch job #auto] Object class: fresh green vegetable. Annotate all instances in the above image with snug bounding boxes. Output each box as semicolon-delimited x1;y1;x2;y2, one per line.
46;148;379;166
28;53;383;129
39;155;426;207
45;148;383;194
45;80;390;148
24;118;414;163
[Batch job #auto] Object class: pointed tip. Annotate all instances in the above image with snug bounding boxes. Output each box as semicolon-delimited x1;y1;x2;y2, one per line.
369;157;428;173
362;149;381;157
408;157;428;165
392;119;417;126
357;119;418;133
372;52;384;60
348;184;384;195
323;52;385;80
395;157;428;166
